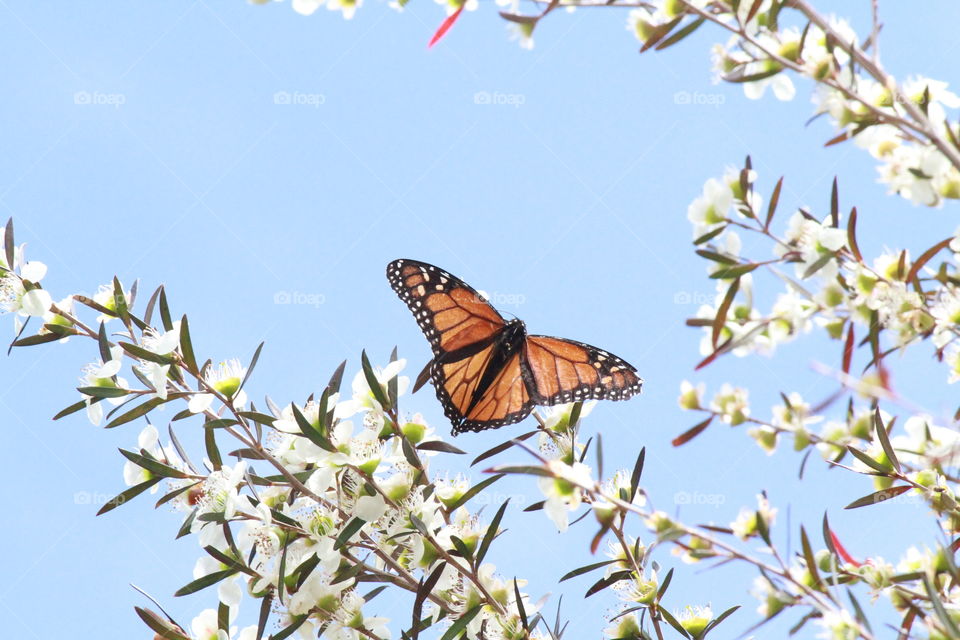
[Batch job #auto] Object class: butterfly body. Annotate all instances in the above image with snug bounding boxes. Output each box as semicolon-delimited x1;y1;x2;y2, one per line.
387;259;643;434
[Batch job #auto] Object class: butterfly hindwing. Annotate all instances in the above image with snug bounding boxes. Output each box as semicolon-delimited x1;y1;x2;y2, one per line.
455;352;534;434
386;259;505;358
523;335;643;405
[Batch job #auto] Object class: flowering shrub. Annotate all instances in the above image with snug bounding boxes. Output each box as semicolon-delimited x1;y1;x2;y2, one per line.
6;2;960;639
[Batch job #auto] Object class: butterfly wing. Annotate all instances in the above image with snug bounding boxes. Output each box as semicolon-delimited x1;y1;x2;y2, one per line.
435;349;534;434
523;335;643;405
388;259;521;432
387;259;505;359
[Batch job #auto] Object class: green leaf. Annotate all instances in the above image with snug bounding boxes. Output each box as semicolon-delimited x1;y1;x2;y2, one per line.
416;440;466;455
445;473;505;512
471;430;538;467
179;315;197;373
158;286;174;331
119;341;174;365
439;606;481;640
907;237;952;284
695;249;737;265
845;445;891;475
106;397;169;428
331;561;364;586
11;332;69;347
3;218;14;273
327;359;348;395
802;252;835;279
334;517;366;550
239;341;264;393
156;481;201;508
97;321;112;363
847;207;863;262
97;477;163;515
53;399;88;420
559;559;615;582
204;418;240;430
924;573;960;638
847;589;872;633
176;508;198;539
657;567;675;600
513;578;529;631
585;570;632;598
658;606;691;638
844;485;911;510
639;15;682;52
401;436;423;470
269;615;307;640
522;500;545;512
119;449;190;479
764;176;783;230
142;285;163;327
203;545;256;576
485;464;551;478
874;408;901;473
388;346;399;409
205;425;222;470
830;177;839;227
134;607;191;640
725;65;782;84
756;505;772;546
800;526;822;590
476;498;509;566
361;349;390;410
703;605;740;634
670;415;714;447
413;562;446;639
450;535;474;565
113;276;130;322
291;403;321;443
77;386;130;399
629;447;646;502
712;278;739;348
277;535;290;603
710;262;760;279
693;225;726;246
256;592;273;640
174;569;238;597
655;16;705;50
237;411;277;426
498;11;537;25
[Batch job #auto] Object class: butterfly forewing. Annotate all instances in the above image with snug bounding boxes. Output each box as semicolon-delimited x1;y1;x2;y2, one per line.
386;259;505;358
524;336;643;405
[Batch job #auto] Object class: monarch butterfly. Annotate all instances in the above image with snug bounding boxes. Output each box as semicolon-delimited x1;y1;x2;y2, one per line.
387;259;643;435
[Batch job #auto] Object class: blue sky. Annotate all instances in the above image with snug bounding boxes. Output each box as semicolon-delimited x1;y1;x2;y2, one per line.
2;1;960;638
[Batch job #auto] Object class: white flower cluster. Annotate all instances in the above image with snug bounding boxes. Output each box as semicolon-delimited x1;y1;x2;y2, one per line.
115;356;545;640
628;1;960;208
